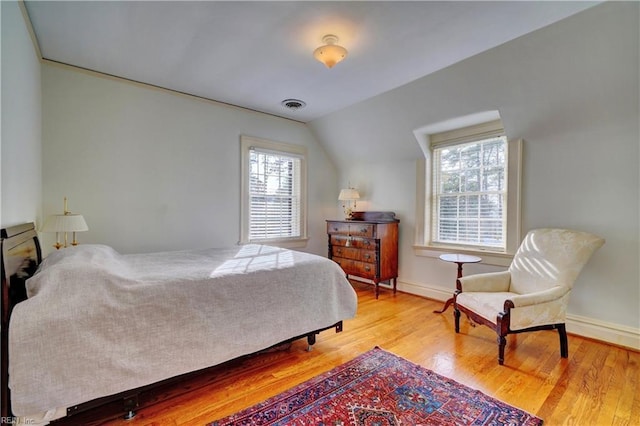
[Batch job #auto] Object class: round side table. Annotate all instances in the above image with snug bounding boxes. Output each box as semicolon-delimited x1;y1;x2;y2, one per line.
433;253;482;314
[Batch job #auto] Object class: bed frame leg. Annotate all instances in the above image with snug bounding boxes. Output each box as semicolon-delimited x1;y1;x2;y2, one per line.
306;333;317;351
123;394;138;420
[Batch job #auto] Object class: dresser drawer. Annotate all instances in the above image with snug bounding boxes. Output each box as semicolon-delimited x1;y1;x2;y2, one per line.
332;257;376;279
327;222;374;238
330;235;375;249
332;246;377;262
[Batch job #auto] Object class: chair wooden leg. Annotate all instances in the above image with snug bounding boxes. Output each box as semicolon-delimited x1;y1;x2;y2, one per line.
496;303;513;365
454;308;461;333
498;335;507;365
558;323;568;358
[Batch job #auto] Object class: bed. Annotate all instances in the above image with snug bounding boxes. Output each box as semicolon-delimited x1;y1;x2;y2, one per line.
1;222;357;424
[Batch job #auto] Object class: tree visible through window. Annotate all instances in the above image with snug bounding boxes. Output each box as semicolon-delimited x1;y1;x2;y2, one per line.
432;136;507;249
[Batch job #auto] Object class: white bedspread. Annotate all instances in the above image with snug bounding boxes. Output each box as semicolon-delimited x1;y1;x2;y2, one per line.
9;244;357;421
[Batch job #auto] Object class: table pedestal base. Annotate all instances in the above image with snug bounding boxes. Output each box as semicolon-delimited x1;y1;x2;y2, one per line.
434;253;481;314
433;297;454;314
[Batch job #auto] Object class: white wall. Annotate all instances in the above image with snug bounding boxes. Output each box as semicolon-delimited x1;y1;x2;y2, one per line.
310;2;639;343
41;65;338;256
1;1;42;227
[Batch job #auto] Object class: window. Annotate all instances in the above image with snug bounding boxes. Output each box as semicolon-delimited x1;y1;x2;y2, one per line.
432;136;507;250
414;116;522;263
240;135;307;246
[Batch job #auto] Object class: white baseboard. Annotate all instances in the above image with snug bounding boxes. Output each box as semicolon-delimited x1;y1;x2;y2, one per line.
565;313;640;351
397;279;640;351
397;279;453;301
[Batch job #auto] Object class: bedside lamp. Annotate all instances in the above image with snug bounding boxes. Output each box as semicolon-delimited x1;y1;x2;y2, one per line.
42;197;89;249
338;188;360;220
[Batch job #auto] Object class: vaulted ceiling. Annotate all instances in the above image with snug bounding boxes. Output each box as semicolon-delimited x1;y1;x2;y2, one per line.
24;1;599;123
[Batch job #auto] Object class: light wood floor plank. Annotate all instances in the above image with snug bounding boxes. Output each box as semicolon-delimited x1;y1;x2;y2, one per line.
612;349;639;425
595;347;625;426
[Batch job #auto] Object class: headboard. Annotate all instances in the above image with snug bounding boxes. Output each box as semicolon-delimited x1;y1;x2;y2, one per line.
1;222;42;417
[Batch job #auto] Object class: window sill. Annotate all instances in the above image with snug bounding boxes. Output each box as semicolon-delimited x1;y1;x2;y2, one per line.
412;244;513;267
243;237;309;249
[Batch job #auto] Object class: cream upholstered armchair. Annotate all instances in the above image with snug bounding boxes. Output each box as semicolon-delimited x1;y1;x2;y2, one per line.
453;228;604;365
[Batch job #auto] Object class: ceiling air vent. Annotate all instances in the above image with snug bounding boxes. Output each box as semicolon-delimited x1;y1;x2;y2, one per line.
281;99;307;110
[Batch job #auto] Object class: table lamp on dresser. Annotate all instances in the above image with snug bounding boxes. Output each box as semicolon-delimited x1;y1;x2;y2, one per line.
338;187;360;220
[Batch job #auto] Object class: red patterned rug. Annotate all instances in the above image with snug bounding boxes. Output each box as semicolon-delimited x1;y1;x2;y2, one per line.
209;347;543;425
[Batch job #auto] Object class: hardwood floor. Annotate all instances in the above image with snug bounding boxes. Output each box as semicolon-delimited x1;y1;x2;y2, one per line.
102;281;639;425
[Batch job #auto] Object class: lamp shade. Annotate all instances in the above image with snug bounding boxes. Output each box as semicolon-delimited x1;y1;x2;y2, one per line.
338;188;360;201
314;35;348;69
42;214;88;233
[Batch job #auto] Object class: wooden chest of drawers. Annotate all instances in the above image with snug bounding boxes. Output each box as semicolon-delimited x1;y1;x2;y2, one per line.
327;211;399;298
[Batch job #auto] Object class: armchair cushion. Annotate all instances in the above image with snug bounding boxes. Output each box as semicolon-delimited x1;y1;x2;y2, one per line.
456;291;516;324
456;286;571;330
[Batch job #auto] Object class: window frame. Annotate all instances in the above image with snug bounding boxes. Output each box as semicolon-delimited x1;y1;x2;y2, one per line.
413;119;522;266
240;135;308;248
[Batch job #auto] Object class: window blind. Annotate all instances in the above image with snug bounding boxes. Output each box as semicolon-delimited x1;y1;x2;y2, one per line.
248;147;301;241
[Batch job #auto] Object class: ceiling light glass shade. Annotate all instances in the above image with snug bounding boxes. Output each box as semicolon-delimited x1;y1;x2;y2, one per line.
314;35;348;68
42;214;89;232
338;188;360;201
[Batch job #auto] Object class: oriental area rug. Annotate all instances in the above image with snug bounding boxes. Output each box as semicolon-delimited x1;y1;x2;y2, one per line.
209;347;543;425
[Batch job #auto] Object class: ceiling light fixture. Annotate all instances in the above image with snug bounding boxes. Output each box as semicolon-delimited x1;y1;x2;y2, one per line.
313;34;348;69
281;99;307;110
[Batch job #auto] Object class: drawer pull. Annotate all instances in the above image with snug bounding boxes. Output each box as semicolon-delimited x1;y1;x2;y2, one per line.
364;266;371;272
333;227;339;232
336;249;342;254
364;254;371;260
360;227;368;233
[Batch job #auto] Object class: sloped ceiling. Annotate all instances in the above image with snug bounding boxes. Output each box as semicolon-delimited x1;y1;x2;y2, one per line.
24;1;599;123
